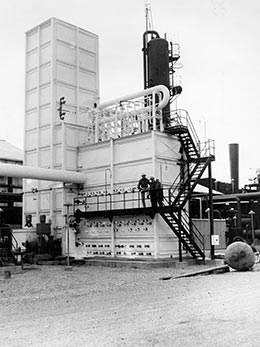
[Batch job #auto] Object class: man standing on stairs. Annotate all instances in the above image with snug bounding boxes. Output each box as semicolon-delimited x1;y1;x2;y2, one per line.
138;174;150;207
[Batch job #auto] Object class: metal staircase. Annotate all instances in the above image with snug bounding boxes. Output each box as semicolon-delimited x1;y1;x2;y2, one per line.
160;208;205;259
169;156;212;209
161;109;215;260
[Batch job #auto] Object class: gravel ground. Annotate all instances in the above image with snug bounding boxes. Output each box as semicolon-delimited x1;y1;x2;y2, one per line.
1;262;260;347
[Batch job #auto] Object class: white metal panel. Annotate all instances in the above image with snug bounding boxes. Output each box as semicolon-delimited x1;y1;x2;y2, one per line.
27;69;38;90
24;151;37;166
40;22;51;45
39;105;51;127
26;49;38;71
39;148;51;167
56;62;76;85
39;126;51;147
26;29;38;51
79;50;96;71
79;70;96;90
38;180;54;189
56;83;76;105
39;85;51;106
25;110;37;130
54;145;62;166
159;162;179;185
53;190;63;210
26;89;38;110
114;135;152;163
24;194;38;212
78;143;110;169
39;191;51;210
155;132;181;158
78;90;97;107
23;178;37;191
56;42;76;65
65;126;78;147
65;149;77;170
157;214;178;258
25;130;37;150
78;30;97;52
40;43;51;65
56;21;76;45
40;64;51;85
84;170;109;187
117;161;153;183
54;126;62;144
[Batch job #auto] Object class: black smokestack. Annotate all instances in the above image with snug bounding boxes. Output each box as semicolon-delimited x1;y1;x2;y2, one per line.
229;143;239;193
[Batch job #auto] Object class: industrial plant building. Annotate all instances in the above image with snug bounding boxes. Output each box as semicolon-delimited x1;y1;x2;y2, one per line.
1;18;232;266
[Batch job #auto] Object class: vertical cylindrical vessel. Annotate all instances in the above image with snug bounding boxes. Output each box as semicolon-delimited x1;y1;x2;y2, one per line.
229;143;239;193
147;38;170;124
147;38;170;88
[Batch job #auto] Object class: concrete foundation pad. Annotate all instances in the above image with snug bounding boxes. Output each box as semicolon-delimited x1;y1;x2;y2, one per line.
80;257;225;269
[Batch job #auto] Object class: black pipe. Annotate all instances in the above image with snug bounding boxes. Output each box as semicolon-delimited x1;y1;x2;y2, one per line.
213;192;260;202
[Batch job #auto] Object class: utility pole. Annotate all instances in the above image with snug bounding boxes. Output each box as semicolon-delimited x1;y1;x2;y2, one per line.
208;160;215;259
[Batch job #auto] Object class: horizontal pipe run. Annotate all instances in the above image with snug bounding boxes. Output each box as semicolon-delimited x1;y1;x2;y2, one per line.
0;163;87;184
98;85;170;110
213;192;260;202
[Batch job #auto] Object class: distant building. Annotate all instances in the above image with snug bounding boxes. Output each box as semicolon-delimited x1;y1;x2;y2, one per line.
0;140;23;226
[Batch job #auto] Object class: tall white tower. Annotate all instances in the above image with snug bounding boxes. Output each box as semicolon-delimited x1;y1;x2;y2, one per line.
24;18;99;233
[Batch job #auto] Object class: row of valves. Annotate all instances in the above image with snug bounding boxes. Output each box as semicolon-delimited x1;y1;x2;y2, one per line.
80;218;153;228
114;218;152;226
74;186;139;200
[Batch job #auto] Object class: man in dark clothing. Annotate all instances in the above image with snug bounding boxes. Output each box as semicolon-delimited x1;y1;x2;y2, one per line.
149;177;157;208
138;174;150;207
155;179;164;207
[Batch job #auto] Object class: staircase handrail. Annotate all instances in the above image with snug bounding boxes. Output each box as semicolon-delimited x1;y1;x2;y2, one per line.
10;229;19;251
182;209;205;254
198;139;215;158
169;156;212;207
0;226;19;251
168;156;199;202
162;208;205;259
170;109;200;153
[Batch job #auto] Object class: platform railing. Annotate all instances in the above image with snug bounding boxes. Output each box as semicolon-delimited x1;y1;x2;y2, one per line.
169;109;200;150
73;188;170;213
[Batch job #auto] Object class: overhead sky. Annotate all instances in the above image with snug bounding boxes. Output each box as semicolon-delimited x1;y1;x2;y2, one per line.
0;0;259;187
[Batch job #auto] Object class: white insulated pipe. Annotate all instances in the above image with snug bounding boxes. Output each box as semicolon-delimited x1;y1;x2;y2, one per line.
0;163;87;184
97;85;170;110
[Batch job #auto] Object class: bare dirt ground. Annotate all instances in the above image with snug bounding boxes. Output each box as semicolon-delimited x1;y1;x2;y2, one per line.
1;261;260;347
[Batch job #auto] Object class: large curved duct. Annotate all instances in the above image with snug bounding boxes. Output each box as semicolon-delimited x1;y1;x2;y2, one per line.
97;85;170;111
0;163;87;184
